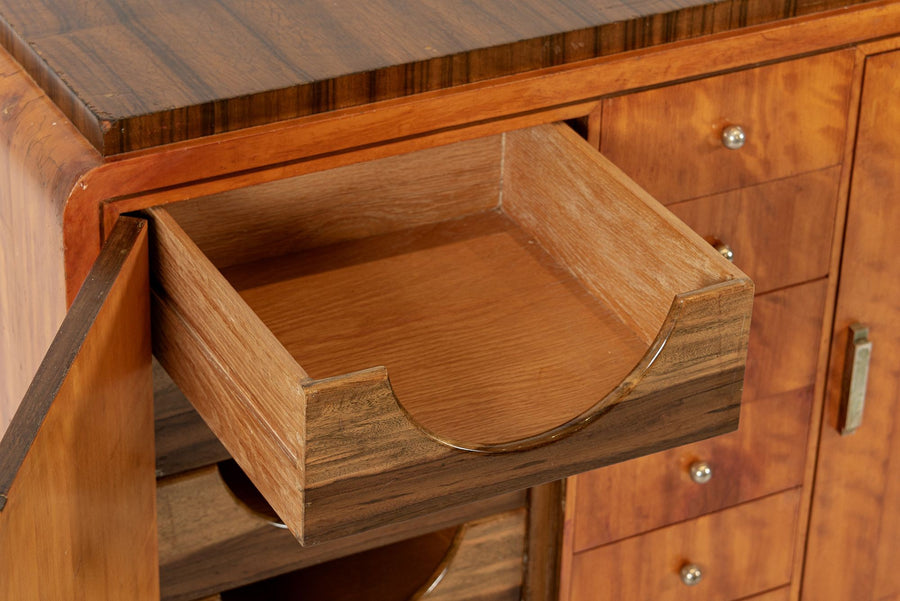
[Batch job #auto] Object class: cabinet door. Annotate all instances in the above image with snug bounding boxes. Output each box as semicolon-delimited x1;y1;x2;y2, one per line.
0;218;157;600
803;49;900;601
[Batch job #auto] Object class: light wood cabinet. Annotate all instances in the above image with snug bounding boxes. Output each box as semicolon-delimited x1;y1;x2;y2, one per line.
563;35;900;601
0;3;898;600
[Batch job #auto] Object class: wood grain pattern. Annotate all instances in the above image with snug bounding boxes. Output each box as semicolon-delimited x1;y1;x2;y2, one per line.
668;167;841;294
572;386;812;550
149;122;751;543
69;2;898;303
743;279;828;402
227;211;645;444
600;50;854;204
503;124;741;343
524;482;565;601
570;490;801;601
786;42;868;601
220;509;524;601
166;135;502;270
744;588;791;601
0;218;157;600
802;49;900;601
153;240;750;544
158;464;525;601
224;528;459;601
0;48;102;433
153;359;227;477
417;509;526;601
0;0;878;154
571;277;827;550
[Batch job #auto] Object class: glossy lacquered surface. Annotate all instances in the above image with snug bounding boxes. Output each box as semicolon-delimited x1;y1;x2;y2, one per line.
0;0;877;154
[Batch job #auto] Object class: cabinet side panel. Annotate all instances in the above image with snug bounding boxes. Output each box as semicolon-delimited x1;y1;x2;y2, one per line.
0;47;101;433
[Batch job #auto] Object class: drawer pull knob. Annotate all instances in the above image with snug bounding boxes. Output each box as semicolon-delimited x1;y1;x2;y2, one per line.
838;323;872;435
721;125;746;150
711;240;734;262
689;461;713;484
680;563;704;586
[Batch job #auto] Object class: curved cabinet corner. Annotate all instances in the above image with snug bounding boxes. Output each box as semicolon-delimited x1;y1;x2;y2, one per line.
148;122;753;544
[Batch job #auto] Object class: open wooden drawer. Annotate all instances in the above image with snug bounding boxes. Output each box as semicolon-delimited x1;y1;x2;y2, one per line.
148;122;753;545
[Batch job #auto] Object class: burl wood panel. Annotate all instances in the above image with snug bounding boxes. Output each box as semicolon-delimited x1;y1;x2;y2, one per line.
0;0;876;154
0;218;157;600
803;49;900;601
149;123;751;544
570;489;801;601
0;48;101;433
600;50;854;204
157;465;525;601
668;167;841;294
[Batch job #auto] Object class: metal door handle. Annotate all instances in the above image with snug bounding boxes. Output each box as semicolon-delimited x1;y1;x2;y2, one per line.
838;323;872;435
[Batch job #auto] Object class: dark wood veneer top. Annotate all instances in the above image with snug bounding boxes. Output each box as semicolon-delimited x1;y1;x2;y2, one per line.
0;0;872;154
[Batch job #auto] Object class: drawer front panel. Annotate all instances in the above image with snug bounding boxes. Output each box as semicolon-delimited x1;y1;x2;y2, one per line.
600;50;853;204
748;588;791;601
668;167;840;294
570;490;801;601
573;279;826;550
573;387;811;551
743;279;827;402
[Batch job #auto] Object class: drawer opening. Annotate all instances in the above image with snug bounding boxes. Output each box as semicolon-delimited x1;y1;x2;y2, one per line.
156;460;528;600
148;122;752;544
219;526;460;601
218;509;526;601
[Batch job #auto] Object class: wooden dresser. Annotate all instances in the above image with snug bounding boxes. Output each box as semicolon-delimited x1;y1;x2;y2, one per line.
0;2;897;600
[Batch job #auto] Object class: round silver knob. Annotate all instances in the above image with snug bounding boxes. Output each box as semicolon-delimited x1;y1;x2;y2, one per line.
721;124;746;150
681;563;704;586
712;241;734;262
689;461;713;484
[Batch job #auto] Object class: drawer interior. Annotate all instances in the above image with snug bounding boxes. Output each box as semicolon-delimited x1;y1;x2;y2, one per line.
148;122;752;543
156;459;526;600
157;123;737;446
220;527;459;601
218;509;525;601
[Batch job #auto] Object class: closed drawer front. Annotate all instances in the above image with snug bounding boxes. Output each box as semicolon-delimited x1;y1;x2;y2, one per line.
600;50;854;204
573;278;827;549
668;167;840;294
570;489;801;601
148;122;752;545
747;588;791;601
